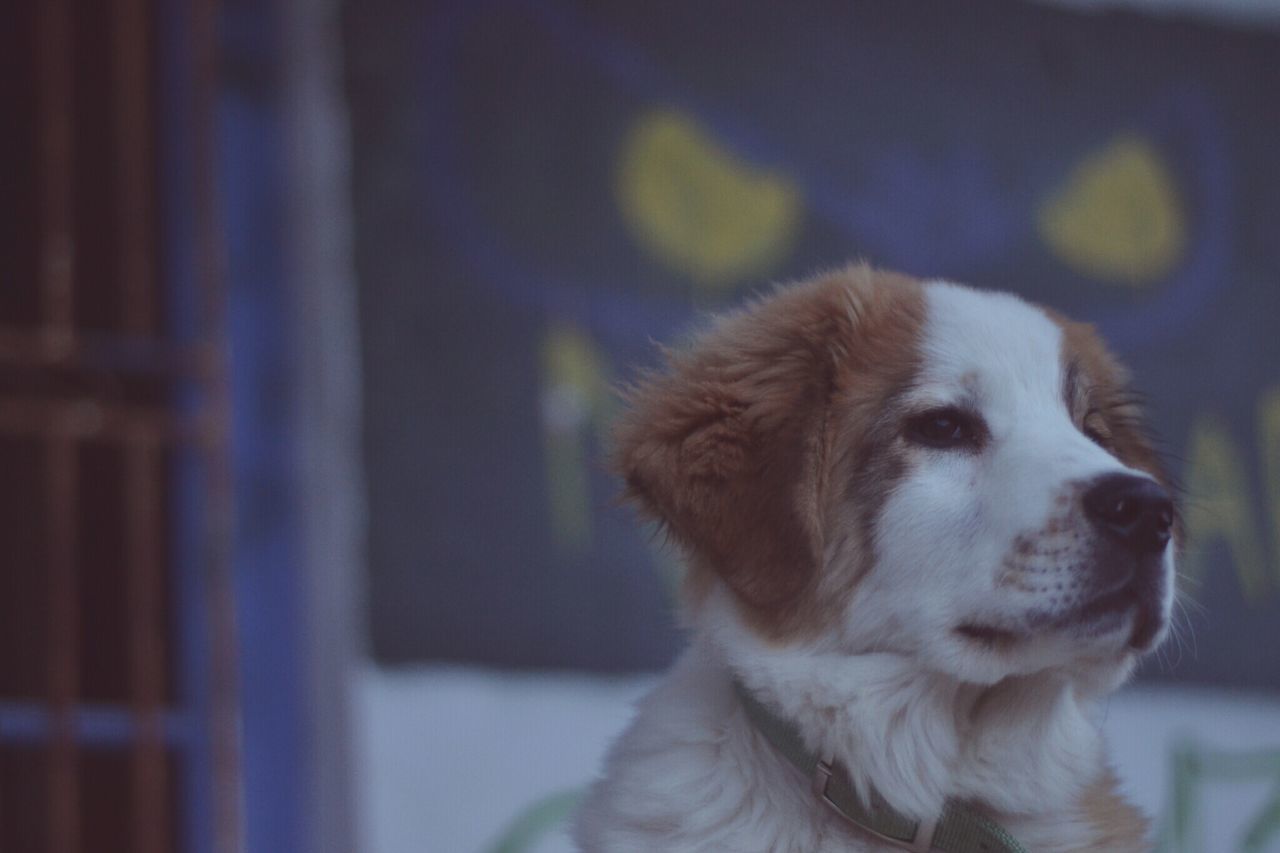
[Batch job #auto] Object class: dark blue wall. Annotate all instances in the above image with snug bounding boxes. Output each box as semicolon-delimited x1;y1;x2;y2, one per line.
347;0;1280;689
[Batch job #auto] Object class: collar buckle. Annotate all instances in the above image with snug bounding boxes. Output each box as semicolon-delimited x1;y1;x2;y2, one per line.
812;756;938;853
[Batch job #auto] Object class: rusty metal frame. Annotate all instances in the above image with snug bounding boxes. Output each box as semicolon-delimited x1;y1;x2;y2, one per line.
0;0;242;851
35;1;80;850
192;0;244;847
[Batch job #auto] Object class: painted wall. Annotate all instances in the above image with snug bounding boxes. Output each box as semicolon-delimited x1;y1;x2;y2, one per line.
346;0;1280;688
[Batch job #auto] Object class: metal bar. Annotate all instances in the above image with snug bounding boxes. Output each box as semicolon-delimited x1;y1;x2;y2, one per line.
126;432;168;853
0;399;208;445
37;0;75;349
158;0;218;848
0;328;215;377
193;0;244;850
0;703;193;747
223;0;308;844
38;0;79;849
113;0;156;335
281;0;361;845
46;436;79;853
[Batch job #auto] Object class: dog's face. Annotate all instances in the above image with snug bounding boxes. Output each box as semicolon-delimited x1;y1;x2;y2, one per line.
847;282;1176;685
616;267;1177;687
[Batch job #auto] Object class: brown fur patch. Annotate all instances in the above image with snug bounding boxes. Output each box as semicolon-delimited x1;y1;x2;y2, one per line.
1049;312;1183;546
612;264;925;639
1077;767;1151;851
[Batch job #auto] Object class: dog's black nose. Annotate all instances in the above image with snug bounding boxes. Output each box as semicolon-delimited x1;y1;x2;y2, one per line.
1083;473;1174;554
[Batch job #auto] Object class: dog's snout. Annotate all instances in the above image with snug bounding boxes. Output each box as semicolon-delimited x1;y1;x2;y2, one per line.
1083;473;1173;554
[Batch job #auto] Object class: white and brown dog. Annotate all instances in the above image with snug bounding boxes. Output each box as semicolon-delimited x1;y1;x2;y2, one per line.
575;266;1178;852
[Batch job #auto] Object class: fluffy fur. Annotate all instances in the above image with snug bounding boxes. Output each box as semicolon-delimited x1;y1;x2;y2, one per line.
575;265;1177;852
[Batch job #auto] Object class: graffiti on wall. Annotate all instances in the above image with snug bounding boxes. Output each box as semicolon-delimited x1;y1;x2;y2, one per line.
384;0;1280;685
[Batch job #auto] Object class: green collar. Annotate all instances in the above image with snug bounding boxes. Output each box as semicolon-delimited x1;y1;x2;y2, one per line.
732;679;1028;853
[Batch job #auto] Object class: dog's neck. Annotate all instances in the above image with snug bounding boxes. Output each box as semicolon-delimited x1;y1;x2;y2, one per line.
702;594;1107;825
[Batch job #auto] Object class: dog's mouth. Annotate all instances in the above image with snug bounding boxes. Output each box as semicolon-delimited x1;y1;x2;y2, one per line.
954;623;1025;647
956;578;1164;651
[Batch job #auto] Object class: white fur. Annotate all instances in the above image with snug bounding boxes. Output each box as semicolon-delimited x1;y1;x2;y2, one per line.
575;282;1169;851
854;283;1172;686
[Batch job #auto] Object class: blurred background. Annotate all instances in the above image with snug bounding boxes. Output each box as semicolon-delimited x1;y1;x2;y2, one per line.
1;0;1279;851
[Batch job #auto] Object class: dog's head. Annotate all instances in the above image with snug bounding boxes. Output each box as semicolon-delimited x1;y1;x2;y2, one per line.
616;266;1178;686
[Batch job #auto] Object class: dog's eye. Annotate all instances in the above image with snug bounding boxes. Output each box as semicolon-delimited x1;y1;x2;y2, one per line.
905;407;983;449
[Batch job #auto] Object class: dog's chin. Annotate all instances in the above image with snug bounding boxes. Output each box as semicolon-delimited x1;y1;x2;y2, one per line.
1052;580;1171;654
945;589;1167;684
964;577;1168;649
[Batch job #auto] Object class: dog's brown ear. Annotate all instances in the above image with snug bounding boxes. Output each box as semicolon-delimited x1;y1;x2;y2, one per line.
613;270;894;612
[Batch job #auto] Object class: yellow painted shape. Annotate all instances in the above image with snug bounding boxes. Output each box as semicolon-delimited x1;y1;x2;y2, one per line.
540;323;612;554
617;110;801;289
1182;414;1269;600
1257;387;1280;591
543;323;607;410
1038;135;1186;285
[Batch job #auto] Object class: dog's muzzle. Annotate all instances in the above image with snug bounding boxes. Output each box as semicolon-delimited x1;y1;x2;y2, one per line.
1079;473;1174;649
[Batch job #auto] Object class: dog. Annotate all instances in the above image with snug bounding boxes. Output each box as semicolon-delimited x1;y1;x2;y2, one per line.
573;265;1178;851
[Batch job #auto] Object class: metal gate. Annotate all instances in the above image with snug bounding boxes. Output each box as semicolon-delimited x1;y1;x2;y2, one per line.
0;1;240;851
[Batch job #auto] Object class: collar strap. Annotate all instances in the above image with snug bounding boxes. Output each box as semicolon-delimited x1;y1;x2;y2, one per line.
732;679;1027;853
